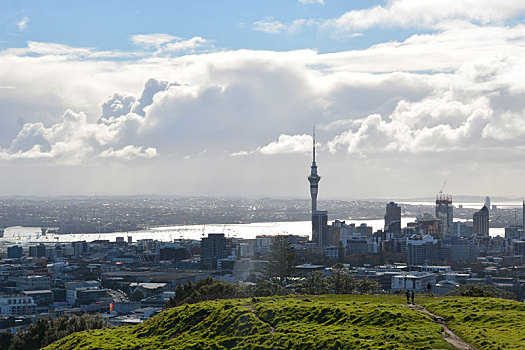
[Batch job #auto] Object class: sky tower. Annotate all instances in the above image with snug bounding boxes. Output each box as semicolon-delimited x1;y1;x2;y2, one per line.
308;130;321;212
308;129;327;247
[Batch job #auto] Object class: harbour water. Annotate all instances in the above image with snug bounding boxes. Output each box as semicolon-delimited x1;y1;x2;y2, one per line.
1;216;505;244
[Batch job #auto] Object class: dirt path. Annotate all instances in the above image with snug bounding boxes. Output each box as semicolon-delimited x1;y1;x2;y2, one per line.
406;304;477;350
242;305;275;334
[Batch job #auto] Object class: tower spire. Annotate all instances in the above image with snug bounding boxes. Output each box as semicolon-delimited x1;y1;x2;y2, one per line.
313;126;316;164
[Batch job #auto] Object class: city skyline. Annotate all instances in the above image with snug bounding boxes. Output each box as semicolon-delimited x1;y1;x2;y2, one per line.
1;1;525;198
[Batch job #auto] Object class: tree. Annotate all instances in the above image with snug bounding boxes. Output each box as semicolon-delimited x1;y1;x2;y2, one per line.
297;271;331;295
330;270;357;294
452;284;515;299
252;280;289;297
130;288;145;302
356;278;381;294
166;277;251;308
337;242;345;263
5;314;108;350
264;234;296;285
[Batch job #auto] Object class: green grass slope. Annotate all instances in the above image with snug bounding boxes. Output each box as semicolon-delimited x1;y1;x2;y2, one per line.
44;295;525;350
421;296;525;350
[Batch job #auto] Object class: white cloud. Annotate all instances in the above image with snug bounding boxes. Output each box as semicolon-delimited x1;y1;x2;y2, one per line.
2;24;525;195
99;145;158;160
234;134;315;156
17;16;29;31
323;0;525;32
160;37;209;53
252;18;287;34
298;0;324;5
0;106;154;164
231;150;254;157
326;54;525;158
130;33;181;48
259;134;313;155
129;34;210;54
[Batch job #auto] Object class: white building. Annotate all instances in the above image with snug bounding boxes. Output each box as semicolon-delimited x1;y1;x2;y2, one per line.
11;275;51;291
391;272;436;292
0;295;37;316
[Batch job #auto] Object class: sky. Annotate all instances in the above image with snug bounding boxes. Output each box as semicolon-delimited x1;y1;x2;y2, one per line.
1;0;525;199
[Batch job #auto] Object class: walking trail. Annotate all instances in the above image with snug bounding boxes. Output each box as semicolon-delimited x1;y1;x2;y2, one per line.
242;305;275;334
406;304;478;350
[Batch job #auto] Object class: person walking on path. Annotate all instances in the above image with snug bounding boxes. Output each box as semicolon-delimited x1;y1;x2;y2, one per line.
405;289;410;304
410;290;415;305
427;282;433;296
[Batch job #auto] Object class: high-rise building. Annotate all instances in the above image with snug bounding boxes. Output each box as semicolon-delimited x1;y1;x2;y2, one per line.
201;233;234;269
435;194;453;236
385;202;401;235
505;226;522;240
29;243;46;258
7;245;23;259
485;196;491;210
406;234;438;265
473;205;489;236
523;200;525;230
312;211;328;247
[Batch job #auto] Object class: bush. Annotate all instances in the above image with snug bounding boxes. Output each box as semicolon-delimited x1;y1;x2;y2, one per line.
5;313;108;350
450;284;515;299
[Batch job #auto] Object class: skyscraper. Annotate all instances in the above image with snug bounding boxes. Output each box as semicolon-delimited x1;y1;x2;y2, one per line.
385;202;401;235
201;233;233;269
308;130;327;247
473;205;489;236
435;194;453;237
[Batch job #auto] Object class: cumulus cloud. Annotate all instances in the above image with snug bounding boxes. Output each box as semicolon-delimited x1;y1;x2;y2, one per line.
327;54;525;157
2;20;525;195
233;134;316;156
322;0;525;32
0;105;156;164
259;134;313;155
252;18;287;34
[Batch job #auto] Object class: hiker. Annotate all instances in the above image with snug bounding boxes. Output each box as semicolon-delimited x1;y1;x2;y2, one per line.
427;282;433;296
410;289;415;305
405;289;410;304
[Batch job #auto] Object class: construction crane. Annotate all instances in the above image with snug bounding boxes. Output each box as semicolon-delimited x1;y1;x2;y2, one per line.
439;179;447;195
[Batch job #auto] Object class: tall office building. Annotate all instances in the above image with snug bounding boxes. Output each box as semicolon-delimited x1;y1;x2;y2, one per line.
435;194;453;237
201;233;233;269
7;245;23;259
308;131;326;247
473;205;489;236
406;234;438;265
385;202;401;235
312;211;328;247
29;243;46;258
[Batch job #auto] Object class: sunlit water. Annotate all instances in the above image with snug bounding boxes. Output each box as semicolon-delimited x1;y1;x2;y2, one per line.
1;216;505;244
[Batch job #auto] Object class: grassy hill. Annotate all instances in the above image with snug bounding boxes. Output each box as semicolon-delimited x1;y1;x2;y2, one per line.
44;295;525;349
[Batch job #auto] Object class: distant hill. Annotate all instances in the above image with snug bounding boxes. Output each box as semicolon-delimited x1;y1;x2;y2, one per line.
45;295;525;349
